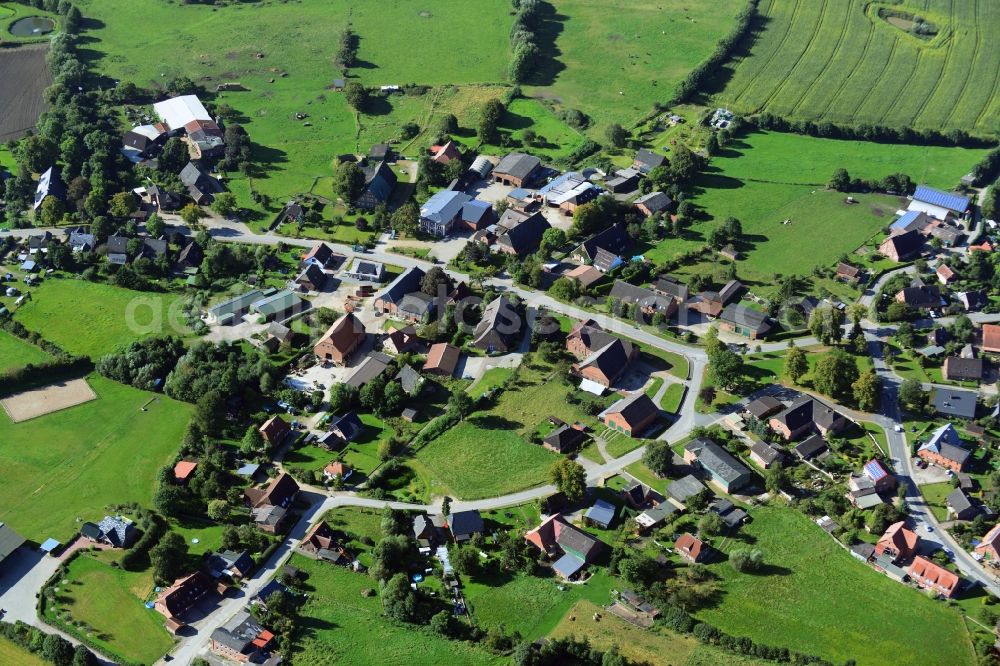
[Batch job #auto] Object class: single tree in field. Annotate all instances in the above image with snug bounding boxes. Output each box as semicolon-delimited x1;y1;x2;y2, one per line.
828;168;850;191
784;342;809;383
605;123;627;147
549;458;586;503
332;160;365;204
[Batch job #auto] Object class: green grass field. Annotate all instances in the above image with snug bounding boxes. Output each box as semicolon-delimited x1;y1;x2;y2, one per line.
655;129;988;288
46;551;173;664
291;554;502;666
12;279;187;359
920;481;953;522
712;0;1000;133
661;382;686;413
76;0;513;209
0;1;58;45
0;375;191;542
413;421;558;499
524;0;746;134
464;569;614;640
713;131;989;189
550;600;768;666
0;330;49;372
0;637;46;666
698;507;974;666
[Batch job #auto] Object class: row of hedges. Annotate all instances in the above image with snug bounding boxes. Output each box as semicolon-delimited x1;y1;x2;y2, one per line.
0;619;99;666
670;0;761;104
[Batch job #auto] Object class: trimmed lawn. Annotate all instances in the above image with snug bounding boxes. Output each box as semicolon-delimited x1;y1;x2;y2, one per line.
920;482;954;522
0;330;49;372
170;518;226;558
661;382;686;413
413;422;558;499
0;637;47;666
604;431;643;459
550;600;768;666
640;347;689;379
291;554;502;665
467;366;514;398
0;375;192;542
698;507;974;666
46;551;173;664
13;279;187;358
624;461;664;493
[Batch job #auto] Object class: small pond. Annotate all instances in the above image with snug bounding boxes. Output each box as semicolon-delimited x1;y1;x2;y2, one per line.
9;17;55;37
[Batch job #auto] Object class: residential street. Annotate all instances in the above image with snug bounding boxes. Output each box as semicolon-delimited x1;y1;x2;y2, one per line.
7;215;1000;661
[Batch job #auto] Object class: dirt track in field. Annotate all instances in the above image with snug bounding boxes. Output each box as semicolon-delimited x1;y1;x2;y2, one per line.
0;43;52;141
1;377;97;422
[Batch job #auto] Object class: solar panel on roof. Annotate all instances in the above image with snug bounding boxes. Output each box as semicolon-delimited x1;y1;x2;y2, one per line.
913;185;969;213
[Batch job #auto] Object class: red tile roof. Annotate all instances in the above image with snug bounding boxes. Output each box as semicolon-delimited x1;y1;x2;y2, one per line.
983;324;1000;352
908;556;960;596
674;532;703;561
173;460;198;481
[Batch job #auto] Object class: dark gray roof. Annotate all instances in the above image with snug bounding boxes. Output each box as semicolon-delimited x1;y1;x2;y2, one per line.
584;499;616;527
577;224;631;262
395;364;423;395
495;153;541;181
0;523;25;562
684;438;752;486
932;389;977;420
609;281;674;313
750;440;782;465
947;488;974;514
667;474;705;502
543;424;588;452
375;266;425;305
720;304;771;334
633;149;666;172
449;510;484;537
497;210;550;255
793;434;828;459
634;191;672;213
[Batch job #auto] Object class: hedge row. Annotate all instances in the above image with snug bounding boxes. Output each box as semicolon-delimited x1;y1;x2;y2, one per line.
670;0;761;105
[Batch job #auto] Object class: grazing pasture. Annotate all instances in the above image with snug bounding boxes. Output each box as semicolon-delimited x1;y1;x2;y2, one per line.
0;374;191;542
712;0;1000;133
525;0;746;134
76;0;513;206
698;507;974;666
646;130;986;288
0;43;52;141
13;279;187;359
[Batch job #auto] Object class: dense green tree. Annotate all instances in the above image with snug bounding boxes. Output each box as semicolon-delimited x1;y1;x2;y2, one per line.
382;572;418;622
149;531;188;584
549;458;587;503
899;378;927;411
211;192;238;217
812;348;859;400
852;369;881;411
332;160;365;204
828;168;850;191
39;195;65;226
784;343;809;383
345;82;368;111
605;123;627;147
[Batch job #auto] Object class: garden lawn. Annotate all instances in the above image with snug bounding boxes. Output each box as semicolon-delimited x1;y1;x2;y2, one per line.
291;555;502;666
12;279;187;358
0;374;191;542
0;331;49;372
468;366;514;398
46;552;173;664
550;600;768;666
0;637;46;666
603;431;643;459
524;0;746;134
463;569;613;640
463;98;587;163
698;506;974;666
920;482;953;522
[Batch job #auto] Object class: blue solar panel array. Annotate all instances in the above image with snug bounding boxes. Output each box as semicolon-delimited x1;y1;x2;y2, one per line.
913;185;969;213
890;210;920;231
863;460;887;481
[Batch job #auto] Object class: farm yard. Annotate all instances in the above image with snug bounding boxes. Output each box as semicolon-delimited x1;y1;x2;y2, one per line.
0;43;52;141
12;279;189;359
697;507;974;666
0;374;191;543
712;0;1000;134
523;0;747;134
